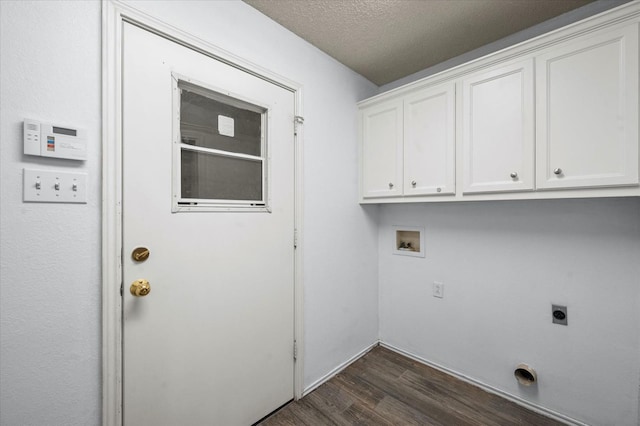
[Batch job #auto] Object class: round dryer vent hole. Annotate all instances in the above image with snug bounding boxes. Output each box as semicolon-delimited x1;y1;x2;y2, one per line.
514;364;537;386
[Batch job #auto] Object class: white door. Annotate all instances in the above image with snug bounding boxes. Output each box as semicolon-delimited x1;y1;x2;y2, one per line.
360;99;403;198
461;59;534;194
536;23;639;190
122;23;295;426
403;82;455;196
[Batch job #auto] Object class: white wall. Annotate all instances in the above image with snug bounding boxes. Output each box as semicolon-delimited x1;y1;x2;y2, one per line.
0;1;379;424
379;198;640;425
376;3;640;424
0;1;102;424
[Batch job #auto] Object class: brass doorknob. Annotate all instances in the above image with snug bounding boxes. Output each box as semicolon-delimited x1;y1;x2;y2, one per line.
130;279;151;297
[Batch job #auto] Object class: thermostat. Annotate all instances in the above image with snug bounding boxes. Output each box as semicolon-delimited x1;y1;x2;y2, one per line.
24;119;87;161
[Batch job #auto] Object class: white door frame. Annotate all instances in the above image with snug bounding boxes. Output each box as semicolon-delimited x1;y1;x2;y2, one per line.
101;2;305;425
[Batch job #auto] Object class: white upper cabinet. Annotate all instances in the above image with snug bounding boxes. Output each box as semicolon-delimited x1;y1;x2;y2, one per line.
358;3;640;203
461;59;535;194
536;24;639;190
403;83;455;196
361;98;403;198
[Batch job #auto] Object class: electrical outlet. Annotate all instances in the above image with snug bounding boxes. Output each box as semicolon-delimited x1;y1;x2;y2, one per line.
433;282;444;298
552;304;568;325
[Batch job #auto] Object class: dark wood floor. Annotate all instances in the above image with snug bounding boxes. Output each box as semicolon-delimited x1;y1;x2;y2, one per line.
259;346;563;425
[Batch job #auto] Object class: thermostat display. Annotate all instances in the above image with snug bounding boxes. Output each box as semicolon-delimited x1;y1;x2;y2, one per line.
24;119;87;161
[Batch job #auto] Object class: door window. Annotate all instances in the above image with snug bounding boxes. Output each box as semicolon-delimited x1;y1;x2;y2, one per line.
173;77;269;211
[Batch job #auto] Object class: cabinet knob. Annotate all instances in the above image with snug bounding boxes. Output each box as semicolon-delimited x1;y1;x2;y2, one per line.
510;172;518;179
388;182;394;189
411;180;416;187
554;168;563;175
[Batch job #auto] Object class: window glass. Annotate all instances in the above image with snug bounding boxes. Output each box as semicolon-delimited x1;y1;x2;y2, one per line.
180;87;262;156
181;149;262;202
176;79;267;209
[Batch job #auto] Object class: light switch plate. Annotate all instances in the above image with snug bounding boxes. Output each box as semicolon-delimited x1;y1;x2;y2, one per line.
433;282;444;298
23;168;87;203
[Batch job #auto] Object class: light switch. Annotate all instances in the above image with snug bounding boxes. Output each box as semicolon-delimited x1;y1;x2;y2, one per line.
433;282;444;298
23;168;87;203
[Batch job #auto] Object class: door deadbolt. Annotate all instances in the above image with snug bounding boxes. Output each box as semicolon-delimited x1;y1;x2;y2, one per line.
131;247;150;262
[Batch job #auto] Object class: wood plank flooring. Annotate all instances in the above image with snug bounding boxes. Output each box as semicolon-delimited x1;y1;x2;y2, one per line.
259;346;563;425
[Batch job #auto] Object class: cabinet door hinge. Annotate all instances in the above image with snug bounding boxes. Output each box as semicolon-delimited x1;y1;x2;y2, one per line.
120;282;123;297
293;340;298;361
294;228;298;249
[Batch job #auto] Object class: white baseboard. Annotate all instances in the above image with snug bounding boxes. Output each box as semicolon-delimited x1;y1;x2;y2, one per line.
379;342;588;426
302;340;379;397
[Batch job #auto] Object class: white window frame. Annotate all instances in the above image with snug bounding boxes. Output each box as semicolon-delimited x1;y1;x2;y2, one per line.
171;74;272;212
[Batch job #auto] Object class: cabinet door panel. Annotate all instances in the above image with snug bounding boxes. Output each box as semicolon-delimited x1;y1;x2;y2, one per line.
462;59;534;193
361;100;403;198
536;24;639;189
404;83;455;196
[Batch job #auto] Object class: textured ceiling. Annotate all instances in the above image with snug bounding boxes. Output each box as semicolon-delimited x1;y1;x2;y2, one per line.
244;0;594;85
